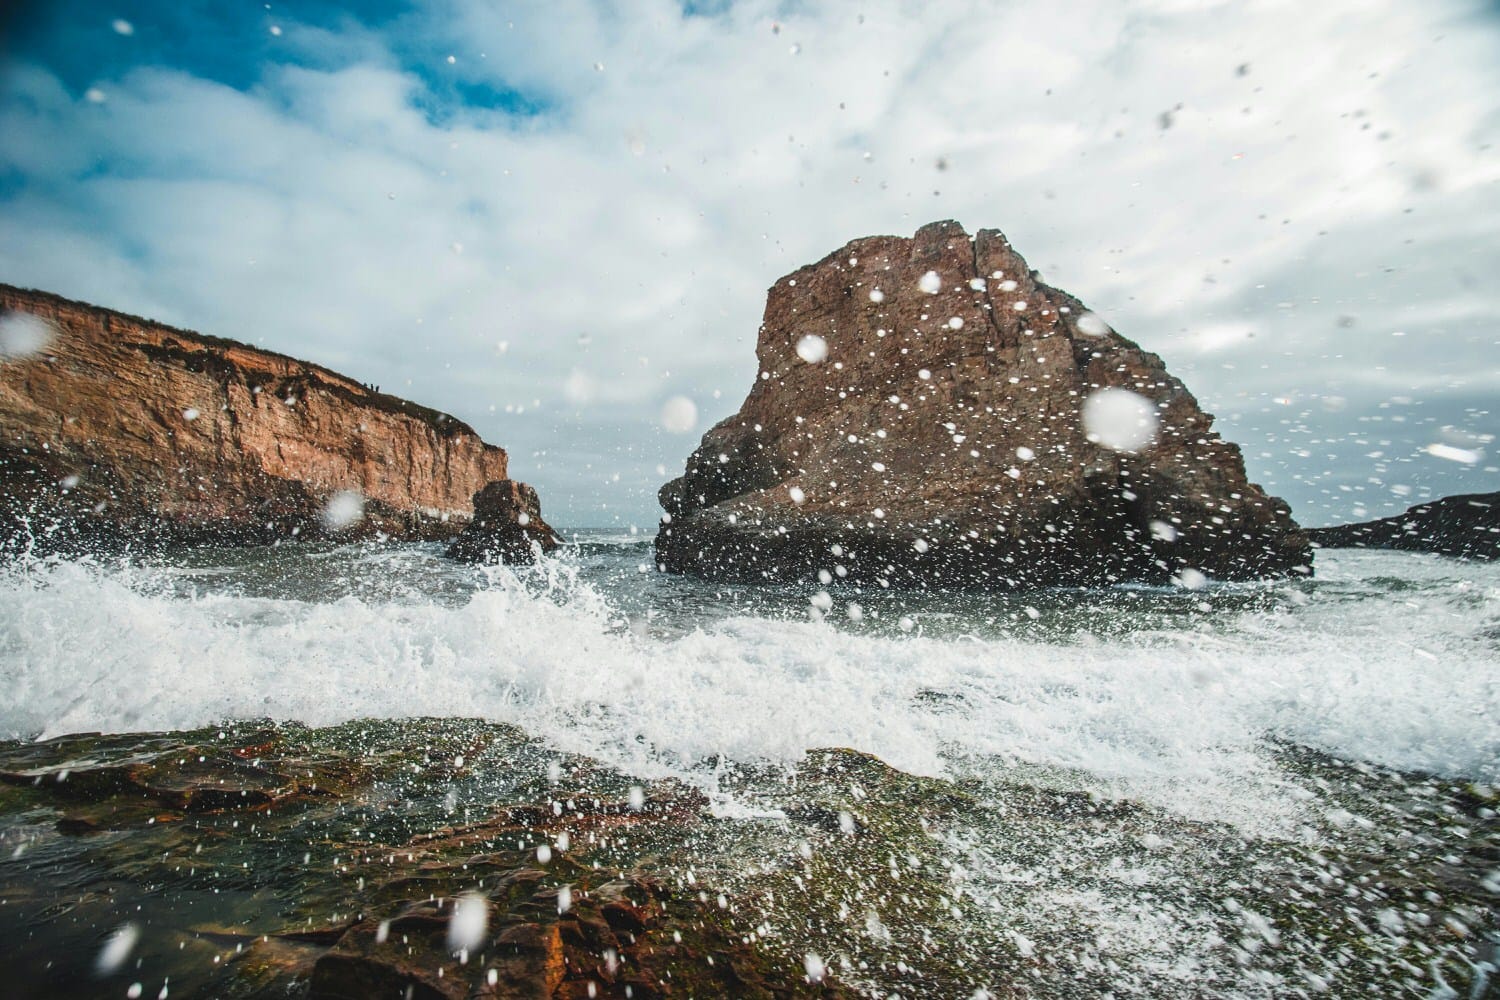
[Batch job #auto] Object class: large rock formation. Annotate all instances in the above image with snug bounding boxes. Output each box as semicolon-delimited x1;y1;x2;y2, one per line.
657;221;1310;588
445;479;562;564
0;284;526;550
1308;492;1499;560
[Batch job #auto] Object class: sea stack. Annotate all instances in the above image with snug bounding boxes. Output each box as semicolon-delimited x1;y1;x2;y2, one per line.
445;479;561;564
0;284;539;554
656;221;1311;588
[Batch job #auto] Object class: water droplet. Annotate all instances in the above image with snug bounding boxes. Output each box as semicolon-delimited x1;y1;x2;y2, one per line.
1082;388;1159;453
795;334;828;363
447;895;488;952
918;271;942;294
0;312;56;358
96;923;139;974
1075;313;1110;337
321;491;365;531
1173;568;1208;591
1424;442;1481;464
659;396;698;433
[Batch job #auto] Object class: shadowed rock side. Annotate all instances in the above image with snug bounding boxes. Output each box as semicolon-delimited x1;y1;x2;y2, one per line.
1308;491;1499;560
657;221;1310;588
446;479;563;564
0;284;534;551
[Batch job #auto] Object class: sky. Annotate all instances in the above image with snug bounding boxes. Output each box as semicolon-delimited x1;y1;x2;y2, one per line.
0;0;1496;529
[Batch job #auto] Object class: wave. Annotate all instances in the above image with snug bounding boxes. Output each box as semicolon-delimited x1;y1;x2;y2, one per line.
0;546;1495;833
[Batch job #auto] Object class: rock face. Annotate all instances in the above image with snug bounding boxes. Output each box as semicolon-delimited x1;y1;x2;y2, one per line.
657;221;1310;588
0;284;527;549
1308;492;1499;560
445;479;562;564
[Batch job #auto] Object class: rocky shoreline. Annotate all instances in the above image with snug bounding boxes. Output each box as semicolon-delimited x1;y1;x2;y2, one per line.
1309;491;1499;560
657;221;1311;589
0;719;1493;998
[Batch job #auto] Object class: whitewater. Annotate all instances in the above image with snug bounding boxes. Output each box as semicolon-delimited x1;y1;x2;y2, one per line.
3;537;1495;836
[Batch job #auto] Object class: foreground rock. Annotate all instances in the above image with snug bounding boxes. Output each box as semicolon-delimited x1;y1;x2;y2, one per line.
1309;491;1499;560
0;720;1493;998
446;479;562;564
0;285;536;552
657;221;1310;588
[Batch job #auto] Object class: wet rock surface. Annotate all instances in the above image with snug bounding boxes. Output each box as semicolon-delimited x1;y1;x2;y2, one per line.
1309;491;1499;560
0;720;1494;998
446;480;562;565
657;221;1310;589
0;285;537;553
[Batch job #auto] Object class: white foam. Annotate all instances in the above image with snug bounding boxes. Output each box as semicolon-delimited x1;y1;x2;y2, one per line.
0;550;1495;831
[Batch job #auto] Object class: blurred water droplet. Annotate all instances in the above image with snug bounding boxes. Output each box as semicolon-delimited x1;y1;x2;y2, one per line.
321;490;365;531
795;334;828;363
659;396;697;433
1075;313;1109;337
1082;388;1159;453
0;312;56;358
447;895;488;952
96;923;139;974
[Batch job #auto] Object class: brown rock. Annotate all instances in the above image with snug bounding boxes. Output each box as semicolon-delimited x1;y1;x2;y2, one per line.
656;221;1310;588
0;284;538;549
445;479;561;564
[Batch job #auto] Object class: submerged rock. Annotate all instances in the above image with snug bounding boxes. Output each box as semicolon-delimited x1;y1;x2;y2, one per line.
0;284;543;552
0;721;1493;998
656;221;1310;588
445;479;562;564
1309;491;1499;560
0;720;1494;998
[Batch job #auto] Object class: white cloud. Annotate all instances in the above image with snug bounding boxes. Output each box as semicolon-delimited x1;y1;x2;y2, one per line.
0;0;1495;524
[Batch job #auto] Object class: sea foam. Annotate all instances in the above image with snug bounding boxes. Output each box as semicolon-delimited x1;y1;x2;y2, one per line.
0;547;1495;832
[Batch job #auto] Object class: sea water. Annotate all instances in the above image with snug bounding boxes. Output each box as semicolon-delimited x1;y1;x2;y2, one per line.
1;537;1497;996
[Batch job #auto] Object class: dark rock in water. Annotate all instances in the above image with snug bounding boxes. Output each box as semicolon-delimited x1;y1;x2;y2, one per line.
0;284;545;554
445;479;561;564
1308;491;1499;560
656;221;1310;588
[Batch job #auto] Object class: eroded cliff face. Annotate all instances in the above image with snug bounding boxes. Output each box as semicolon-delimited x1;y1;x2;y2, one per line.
0;284;511;547
656;221;1311;588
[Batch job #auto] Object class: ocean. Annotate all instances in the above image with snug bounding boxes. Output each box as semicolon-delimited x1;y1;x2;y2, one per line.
1;536;1496;997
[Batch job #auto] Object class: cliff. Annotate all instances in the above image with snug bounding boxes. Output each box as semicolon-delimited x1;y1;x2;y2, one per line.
1308;492;1498;560
0;284;514;549
656;221;1311;589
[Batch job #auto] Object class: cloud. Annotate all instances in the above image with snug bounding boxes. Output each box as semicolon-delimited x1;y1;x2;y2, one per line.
0;0;1496;526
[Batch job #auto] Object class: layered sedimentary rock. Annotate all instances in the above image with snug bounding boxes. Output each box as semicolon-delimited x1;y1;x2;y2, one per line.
1309;492;1499;560
445;478;562;564
657;221;1310;588
0;284;521;548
